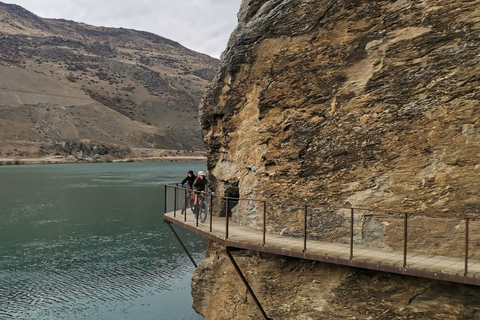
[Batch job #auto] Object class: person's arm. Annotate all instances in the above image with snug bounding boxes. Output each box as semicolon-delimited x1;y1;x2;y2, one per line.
192;178;199;190
181;176;188;185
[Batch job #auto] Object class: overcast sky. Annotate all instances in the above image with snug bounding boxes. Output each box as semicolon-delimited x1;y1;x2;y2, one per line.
5;0;242;58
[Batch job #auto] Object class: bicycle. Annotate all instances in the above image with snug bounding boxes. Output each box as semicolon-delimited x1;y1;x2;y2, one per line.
194;191;209;223
180;183;195;215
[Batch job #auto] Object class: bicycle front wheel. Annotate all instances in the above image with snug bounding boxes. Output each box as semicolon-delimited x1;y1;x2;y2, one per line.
189;194;195;215
199;200;208;223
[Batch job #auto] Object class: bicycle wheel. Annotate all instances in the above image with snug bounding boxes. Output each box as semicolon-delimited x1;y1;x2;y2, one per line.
181;196;187;215
180;190;191;215
189;193;196;215
199;198;208;223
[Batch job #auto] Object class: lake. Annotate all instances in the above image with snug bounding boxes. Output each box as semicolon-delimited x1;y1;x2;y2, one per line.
0;162;206;320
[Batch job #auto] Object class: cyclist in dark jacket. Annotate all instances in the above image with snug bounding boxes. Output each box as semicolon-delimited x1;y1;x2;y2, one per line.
181;170;196;189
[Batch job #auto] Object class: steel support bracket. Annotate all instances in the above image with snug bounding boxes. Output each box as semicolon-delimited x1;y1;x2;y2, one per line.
166;222;198;268
225;247;272;320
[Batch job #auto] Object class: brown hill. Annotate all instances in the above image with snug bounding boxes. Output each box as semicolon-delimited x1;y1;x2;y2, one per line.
0;1;218;159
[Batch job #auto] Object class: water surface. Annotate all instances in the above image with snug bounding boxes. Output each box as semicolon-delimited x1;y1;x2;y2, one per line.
0;162;206;319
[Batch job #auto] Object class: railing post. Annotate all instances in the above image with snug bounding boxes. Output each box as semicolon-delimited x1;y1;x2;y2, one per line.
164;185;167;214
465;218;470;276
350;208;354;260
173;185;177;216
180;187;186;219
225;197;230;239
403;213;408;268
303;205;308;252
195;194;199;227
263;201;266;246
210;192;213;232
184;190;189;223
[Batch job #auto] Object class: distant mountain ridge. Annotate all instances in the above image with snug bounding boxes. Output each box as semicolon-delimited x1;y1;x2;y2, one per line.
0;1;219;159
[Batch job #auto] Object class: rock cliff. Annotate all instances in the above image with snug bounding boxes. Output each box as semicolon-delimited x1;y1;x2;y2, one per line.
193;0;480;319
193;243;480;319
201;0;480;215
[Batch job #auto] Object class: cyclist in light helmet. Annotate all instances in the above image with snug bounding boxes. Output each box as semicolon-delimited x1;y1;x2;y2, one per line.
193;170;210;192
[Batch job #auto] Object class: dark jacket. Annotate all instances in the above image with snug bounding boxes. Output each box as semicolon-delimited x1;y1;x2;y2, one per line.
181;174;197;188
193;176;210;192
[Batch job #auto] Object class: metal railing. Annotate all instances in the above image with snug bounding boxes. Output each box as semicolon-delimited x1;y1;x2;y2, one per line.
165;184;479;278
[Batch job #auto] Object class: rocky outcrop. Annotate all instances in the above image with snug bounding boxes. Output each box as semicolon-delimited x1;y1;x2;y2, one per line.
193;243;480;320
201;0;480;216
52;140;129;160
194;0;480;319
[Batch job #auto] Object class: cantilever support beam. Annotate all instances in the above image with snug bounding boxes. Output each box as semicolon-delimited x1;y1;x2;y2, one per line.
166;222;198;268
225;247;272;320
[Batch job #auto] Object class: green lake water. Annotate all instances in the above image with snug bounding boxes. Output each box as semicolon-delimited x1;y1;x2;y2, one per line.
0;162;206;319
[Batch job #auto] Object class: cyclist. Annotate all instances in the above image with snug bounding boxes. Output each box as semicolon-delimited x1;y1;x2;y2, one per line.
193;171;211;202
192;170;210;193
192;170;212;220
180;170;196;215
180;170;196;189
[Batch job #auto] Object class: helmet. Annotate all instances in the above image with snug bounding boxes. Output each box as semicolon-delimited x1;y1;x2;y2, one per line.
188;170;193;174
198;170;205;176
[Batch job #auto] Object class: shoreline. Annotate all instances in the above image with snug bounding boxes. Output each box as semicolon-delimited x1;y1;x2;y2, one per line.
0;155;207;165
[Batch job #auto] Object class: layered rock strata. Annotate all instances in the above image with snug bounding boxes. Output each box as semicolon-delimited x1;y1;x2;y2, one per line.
192;243;480;319
201;0;480;215
193;0;480;319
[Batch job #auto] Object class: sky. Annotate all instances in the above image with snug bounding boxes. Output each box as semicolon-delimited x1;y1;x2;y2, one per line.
5;0;242;58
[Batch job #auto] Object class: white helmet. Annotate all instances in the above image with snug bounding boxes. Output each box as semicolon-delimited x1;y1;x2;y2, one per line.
198;170;205;176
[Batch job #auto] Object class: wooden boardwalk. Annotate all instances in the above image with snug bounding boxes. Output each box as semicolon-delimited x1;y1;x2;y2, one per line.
164;211;480;286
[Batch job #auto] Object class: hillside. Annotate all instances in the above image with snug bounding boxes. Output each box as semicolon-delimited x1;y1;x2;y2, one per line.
0;1;218;160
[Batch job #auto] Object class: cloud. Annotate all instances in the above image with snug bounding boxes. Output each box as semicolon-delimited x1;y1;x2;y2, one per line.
5;0;241;58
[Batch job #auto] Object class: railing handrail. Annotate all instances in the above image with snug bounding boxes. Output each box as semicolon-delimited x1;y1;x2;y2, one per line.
166;184;480;221
164;183;479;285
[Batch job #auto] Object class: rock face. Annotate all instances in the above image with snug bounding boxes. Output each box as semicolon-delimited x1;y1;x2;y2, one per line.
192;243;480;320
194;0;480;319
201;0;480;216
